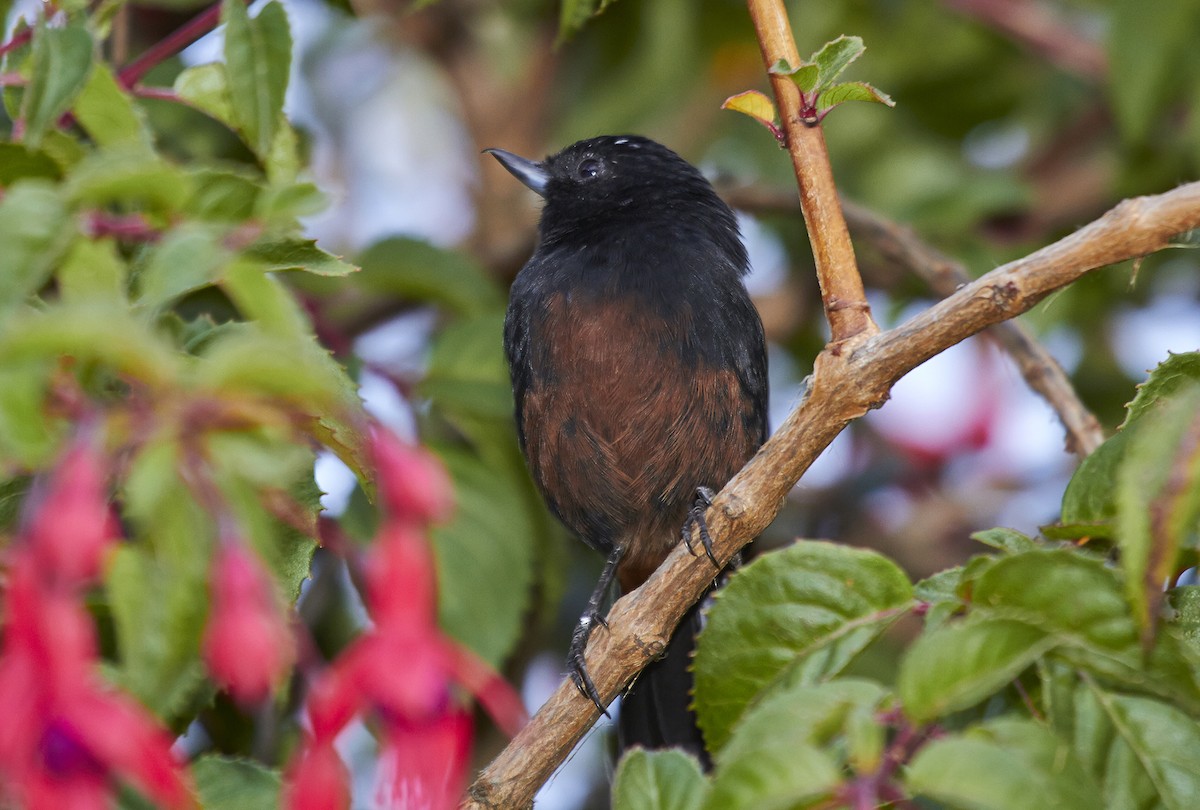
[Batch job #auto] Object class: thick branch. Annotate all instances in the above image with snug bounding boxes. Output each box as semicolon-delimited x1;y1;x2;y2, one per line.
840;198;1105;456
746;0;876;342
464;182;1200;809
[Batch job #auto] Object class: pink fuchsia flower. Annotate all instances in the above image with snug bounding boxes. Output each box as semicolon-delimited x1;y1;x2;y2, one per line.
0;555;194;809
25;436;118;587
282;430;525;809
280;739;350;810
202;542;296;705
370;428;454;525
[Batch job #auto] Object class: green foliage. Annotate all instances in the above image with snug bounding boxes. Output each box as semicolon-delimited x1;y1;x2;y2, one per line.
0;0;543;800
617;362;1200;807
693;541;912;751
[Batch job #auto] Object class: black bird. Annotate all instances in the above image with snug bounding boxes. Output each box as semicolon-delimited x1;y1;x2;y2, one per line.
487;135;768;761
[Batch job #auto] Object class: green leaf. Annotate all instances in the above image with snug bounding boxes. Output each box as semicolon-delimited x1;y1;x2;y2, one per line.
1124;353;1200;428
898;617;1052;722
222;0;292;158
906;718;1104;810
1060;352;1200;535
196;328;344;405
720;91;780;136
21;16;94;147
192;756;282;810
705;682;876;810
203;427;319;601
430;444;537;665
109;441;214;724
971;527;1038;554
0;143;62;184
72;61;153;150
558;0;618;39
220;261;312;338
0;302;178;386
58;236;127;304
353;237;504;317
1108;0;1200;144
693;541;912;752
1115;385;1200;645
960;550;1200;709
256;181;326;223
612;749;707;810
769;58;820;94
134;223;230;309
0;181;72;315
246;237;357;277
64;145;192;217
809;35;865;92
1088;685;1200;810
174;62;234;126
184;167;262;222
419;313;514;427
817;81;894;113
0;359;61;467
725;678;886;762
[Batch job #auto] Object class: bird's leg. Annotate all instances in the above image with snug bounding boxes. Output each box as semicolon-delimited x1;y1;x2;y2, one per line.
569;544;623;714
681;486;720;569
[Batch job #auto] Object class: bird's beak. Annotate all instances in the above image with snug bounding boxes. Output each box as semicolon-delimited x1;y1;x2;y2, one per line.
484;148;549;197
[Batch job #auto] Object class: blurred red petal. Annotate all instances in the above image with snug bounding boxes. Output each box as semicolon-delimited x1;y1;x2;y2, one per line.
27;438;115;586
445;645;528;738
283;740;350;810
203;544;295;704
65;690;193;809
376;711;472;810
365;522;437;628
371;429;454;525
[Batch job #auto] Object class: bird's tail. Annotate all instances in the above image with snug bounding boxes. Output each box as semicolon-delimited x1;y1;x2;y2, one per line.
616;594;712;768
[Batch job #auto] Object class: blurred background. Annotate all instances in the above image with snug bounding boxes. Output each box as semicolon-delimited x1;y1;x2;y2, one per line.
35;0;1200;805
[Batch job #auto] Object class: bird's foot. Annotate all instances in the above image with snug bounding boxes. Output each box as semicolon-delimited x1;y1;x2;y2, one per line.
568;610;609;715
681;486;720;569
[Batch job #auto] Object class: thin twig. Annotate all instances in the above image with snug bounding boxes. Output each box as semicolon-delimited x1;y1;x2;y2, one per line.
464;182;1200;809
0;27;32;60
745;0;876;343
117;1;236;89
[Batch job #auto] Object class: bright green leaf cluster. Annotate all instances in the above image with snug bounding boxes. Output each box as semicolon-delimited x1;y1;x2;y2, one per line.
614;358;1200;809
771;35;895;123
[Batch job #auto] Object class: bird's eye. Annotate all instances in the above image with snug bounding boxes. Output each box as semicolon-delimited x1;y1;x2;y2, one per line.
577;158;602;179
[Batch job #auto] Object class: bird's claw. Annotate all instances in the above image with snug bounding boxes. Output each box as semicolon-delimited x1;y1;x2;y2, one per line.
681;486;720;569
568;611;609;716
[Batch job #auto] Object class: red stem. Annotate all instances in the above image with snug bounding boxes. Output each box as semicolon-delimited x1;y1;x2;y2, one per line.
0;27;32;60
117;1;244;89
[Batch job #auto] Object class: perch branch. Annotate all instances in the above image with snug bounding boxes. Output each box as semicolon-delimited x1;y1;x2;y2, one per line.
722;184;1104;456
464;181;1200;809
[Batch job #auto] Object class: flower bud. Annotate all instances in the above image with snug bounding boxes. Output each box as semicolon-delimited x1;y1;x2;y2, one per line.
202;545;294;705
371;429;454;524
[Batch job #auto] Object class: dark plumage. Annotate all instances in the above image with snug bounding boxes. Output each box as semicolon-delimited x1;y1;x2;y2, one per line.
487;135;767;762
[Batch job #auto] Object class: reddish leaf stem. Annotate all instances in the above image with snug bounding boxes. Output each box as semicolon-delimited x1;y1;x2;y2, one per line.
117;1;247;89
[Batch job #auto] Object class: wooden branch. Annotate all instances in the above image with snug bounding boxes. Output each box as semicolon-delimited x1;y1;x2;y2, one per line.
746;0;876;343
722;184;1105;456
841;198;1106;456
465;181;1200;810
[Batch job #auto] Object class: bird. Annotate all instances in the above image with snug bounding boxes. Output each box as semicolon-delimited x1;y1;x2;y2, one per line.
486;135;768;761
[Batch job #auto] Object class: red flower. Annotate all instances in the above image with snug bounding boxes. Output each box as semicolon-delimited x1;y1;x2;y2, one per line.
371;428;454;525
25;436;117;586
0;555;193;809
202;543;296;705
281;740;350;810
375;710;473;810
283;430;525;809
